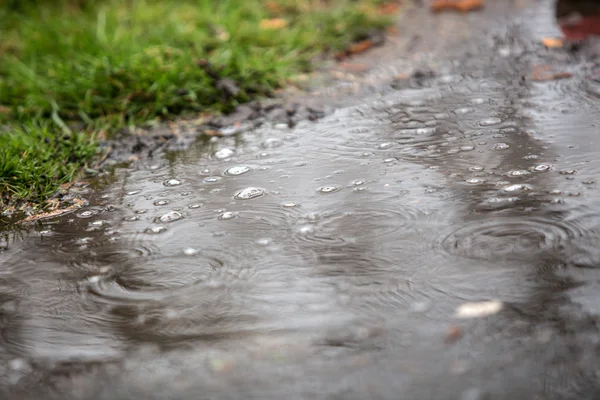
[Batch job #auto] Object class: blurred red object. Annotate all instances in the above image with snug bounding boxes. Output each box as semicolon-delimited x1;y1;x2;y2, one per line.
556;0;600;40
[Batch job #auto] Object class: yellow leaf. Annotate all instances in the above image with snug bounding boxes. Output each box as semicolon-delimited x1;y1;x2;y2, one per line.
541;37;563;48
260;18;288;30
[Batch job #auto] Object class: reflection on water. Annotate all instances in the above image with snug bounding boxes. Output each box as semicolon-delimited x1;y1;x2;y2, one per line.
2;1;600;399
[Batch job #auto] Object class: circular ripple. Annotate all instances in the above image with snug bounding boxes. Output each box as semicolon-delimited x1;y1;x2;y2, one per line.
84;251;230;304
438;213;585;261
293;207;427;248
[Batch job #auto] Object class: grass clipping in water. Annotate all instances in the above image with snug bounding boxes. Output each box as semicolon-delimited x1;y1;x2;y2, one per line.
0;0;393;211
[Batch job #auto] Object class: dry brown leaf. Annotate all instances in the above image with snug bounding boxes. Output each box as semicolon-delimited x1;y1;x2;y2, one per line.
20;198;87;223
431;0;484;13
259;18;288;30
541;37;563;48
203;129;224;137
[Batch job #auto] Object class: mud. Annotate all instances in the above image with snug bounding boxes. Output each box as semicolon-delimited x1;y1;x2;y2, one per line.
2;1;600;399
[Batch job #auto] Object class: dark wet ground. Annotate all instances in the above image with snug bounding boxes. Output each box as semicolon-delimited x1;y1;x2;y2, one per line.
3;1;600;399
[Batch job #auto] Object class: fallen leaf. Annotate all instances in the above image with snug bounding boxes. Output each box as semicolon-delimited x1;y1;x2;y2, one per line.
531;65;573;81
431;0;484;13
445;325;463;344
541;37;563;48
260;18;288;30
455;300;503;318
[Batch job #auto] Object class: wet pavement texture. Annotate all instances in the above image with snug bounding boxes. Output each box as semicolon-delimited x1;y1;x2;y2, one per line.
3;1;600;399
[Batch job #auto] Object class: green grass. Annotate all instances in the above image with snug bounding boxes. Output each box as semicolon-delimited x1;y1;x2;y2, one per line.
0;0;392;210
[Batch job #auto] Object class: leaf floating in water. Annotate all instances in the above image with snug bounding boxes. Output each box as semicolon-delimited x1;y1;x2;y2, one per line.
455;300;503;318
431;0;484;13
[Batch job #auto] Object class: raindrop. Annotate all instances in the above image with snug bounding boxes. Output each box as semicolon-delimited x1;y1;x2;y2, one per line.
494;143;510;151
352;180;366;186
479;117;502;126
145;226;167;234
214;148;235;160
203;176;221;183
158;211;183;223
533;164;551;172
234;187;265;200
218;212;237;220
454;107;474;115
224;165;252;176
460;145;475;152
466;178;485;184
508;170;530;177
377;142;395;150
153;200;170;206
502;184;531;192
468;166;484;172
318;185;341;194
188;203;203;209
183;248;199;256
559;169;577;175
76;210;97;219
163;179;182;187
261;138;284;149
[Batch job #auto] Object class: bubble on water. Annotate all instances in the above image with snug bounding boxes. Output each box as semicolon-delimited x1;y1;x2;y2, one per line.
460;146;475;152
533;164;551;172
334;170;344;175
218;211;237;220
466;178;485;185
153;200;170;206
234;187;265;200
76;210;98;219
508;170;530;177
224;165;252;176
183;248;199;256
214;148;235;160
352;180;366;186
492;133;506;139
135;209;148;214
524;154;539;160
145;226;168;234
468;166;484;172
383;158;397;164
188;203;203;209
163;179;182;187
479;117;502;126
377;142;395;150
200;168;211;175
502;184;531;192
261;138;284;149
494;143;510;151
354;187;367;192
282;202;298;208
294;161;307;167
123;216;140;222
361;152;374;158
454;107;474;115
203;176;221;183
90;220;108;227
559;169;577;175
318;185;341;194
158;211;183;223
126;190;141;196
471;98;487;105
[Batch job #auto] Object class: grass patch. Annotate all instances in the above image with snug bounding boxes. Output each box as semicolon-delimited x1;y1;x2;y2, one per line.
0;0;393;209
